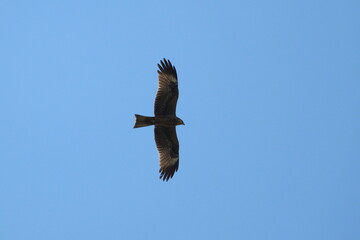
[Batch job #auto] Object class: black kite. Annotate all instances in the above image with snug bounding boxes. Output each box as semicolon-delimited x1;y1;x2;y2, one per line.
134;59;185;181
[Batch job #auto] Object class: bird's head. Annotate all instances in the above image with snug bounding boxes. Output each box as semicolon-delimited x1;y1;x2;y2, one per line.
176;118;185;126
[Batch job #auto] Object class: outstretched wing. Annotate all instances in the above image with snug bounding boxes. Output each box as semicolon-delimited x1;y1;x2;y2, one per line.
154;59;178;116
154;126;179;181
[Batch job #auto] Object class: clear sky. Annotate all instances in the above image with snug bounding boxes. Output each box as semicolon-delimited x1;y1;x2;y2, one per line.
1;0;359;239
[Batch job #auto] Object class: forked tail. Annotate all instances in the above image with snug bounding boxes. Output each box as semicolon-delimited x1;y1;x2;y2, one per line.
134;114;155;128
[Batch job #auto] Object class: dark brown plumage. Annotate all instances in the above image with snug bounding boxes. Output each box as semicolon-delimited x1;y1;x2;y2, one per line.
134;59;184;181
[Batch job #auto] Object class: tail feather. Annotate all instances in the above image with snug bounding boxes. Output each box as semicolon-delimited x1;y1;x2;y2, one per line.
134;114;155;128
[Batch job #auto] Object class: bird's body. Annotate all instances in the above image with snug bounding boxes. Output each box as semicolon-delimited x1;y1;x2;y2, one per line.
134;114;183;128
134;59;184;181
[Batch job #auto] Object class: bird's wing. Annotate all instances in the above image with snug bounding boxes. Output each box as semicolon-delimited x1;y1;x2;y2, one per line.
154;126;179;181
154;59;178;116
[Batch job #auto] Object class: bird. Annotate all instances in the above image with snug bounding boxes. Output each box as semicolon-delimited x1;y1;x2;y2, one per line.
134;59;185;181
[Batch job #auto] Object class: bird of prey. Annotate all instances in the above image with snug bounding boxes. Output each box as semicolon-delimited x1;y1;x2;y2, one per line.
134;59;185;181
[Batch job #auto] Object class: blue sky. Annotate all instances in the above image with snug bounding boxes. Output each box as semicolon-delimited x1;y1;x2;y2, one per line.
1;0;359;239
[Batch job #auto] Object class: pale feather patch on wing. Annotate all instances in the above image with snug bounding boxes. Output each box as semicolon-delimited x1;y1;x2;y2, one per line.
165;74;177;83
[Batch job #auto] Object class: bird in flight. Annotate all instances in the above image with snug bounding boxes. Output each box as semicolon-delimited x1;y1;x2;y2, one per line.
134;59;185;181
